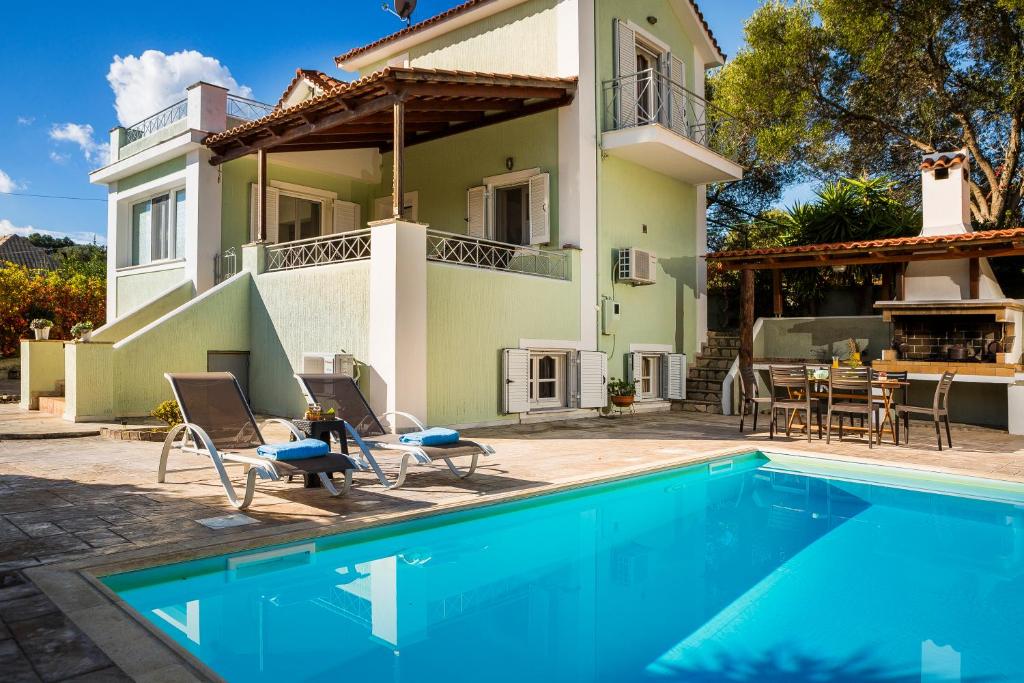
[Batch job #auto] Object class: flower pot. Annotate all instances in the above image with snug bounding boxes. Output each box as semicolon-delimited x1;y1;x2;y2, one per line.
33;328;50;340
610;395;635;408
79;331;92;343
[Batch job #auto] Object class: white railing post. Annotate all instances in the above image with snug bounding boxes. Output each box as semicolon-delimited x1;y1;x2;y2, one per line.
186;81;229;134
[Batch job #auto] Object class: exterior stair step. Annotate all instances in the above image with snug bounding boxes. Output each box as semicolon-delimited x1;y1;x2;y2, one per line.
675;398;723;414
38;396;66;418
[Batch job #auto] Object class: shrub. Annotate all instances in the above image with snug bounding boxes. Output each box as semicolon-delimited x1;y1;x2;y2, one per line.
151;400;183;427
607;379;636;397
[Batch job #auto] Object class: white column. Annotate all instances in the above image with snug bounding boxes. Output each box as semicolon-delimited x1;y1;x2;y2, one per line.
186;81;228;134
695;183;708;348
557;0;598;350
368;219;427;429
1010;374;1024;436
184;147;222;294
105;183;119;317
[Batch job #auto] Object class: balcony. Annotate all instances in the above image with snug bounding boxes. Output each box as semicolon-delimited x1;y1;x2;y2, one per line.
601;70;743;184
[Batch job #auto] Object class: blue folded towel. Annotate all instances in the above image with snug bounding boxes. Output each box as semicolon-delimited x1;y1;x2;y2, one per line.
399;427;460;446
257;438;329;461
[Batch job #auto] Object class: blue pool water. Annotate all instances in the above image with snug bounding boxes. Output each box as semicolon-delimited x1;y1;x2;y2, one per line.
105;453;1024;682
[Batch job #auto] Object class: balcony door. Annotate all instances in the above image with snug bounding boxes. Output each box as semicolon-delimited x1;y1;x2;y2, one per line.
635;44;661;125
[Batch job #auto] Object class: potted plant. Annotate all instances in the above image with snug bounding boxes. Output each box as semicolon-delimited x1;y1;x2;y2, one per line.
71;321;94;342
607;378;637;407
30;319;53;340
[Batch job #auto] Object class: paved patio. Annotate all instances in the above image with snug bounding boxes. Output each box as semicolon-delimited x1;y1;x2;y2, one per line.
1;409;1023;680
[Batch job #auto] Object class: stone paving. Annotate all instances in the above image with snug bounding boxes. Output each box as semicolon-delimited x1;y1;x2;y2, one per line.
1;410;1024;680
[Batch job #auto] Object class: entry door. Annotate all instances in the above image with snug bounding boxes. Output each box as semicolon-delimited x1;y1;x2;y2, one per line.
208;351;250;400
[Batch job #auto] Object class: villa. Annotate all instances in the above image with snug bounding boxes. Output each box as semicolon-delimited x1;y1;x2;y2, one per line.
18;0;742;428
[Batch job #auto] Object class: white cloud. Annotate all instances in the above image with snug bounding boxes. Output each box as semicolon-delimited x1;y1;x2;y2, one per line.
0;219;105;246
48;123;110;164
0;170;22;193
16;116;34;126
49;152;70;164
107;49;252;126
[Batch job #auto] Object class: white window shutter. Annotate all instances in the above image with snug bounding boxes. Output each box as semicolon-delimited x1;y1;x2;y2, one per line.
627;352;643;387
614;19;637;128
662;353;686;400
528;173;550;245
502;348;530;413
466;186;486;238
578;351;608;409
249;184;280;242
669;55;687;137
332;199;360;233
566;352;579;409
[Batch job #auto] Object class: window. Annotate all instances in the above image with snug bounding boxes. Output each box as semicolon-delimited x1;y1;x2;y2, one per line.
639;355;661;400
130;189;185;266
278;194;322;243
529;352;566;409
493;184;528;245
635;43;661;125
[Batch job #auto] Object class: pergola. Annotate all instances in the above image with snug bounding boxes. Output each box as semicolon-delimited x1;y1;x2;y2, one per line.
704;227;1024;369
204;67;577;236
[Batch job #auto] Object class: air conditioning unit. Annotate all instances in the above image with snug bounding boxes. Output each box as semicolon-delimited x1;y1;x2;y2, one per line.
617;248;657;285
301;352;356;377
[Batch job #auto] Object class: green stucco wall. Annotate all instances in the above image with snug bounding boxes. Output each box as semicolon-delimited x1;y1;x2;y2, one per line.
596;0;697;91
115;266;189;318
98;280;194;343
18;340;65;410
426;253;580;426
376;112;560;241
249;262;371;417
110;272;251;416
597;155;697;378
64;343;114;421
220;157;380;255
117;156;186;193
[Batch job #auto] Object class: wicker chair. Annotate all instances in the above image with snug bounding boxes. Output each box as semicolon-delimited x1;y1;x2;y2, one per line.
895;370;956;450
738;366;771;433
769;365;819;442
826;366;875;448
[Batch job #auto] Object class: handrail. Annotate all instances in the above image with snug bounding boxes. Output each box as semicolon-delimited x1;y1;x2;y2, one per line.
227;95;275;121
265;229;372;272
425;229;571;280
602;69;741;161
123;99;188;144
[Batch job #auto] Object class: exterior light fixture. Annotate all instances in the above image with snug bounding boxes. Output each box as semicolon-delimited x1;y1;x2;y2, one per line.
505;156;514;170
646;15;657;25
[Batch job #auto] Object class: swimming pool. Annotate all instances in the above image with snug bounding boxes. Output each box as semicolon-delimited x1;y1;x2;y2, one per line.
104;452;1024;682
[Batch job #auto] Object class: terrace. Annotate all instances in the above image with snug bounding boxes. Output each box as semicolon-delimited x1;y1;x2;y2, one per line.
2;404;1024;680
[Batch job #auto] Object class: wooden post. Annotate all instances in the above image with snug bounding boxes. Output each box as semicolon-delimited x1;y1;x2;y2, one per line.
772;269;782;317
392;99;405;219
257;148;267;242
895;263;905;301
740;268;754;371
969;257;980;299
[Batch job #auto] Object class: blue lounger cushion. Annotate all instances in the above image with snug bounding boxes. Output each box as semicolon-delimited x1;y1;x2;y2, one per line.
257;438;329;461
399;427;460;446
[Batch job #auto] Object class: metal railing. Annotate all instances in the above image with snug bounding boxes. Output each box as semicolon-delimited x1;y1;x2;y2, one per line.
124;99;188;144
214;247;237;284
602;69;740;160
227;95;275;121
426;229;571;280
266;230;372;272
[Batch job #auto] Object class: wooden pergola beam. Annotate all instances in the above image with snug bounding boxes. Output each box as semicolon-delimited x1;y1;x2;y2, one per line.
712;244;1024;271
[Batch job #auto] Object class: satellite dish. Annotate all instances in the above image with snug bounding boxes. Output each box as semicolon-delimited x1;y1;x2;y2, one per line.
382;0;416;24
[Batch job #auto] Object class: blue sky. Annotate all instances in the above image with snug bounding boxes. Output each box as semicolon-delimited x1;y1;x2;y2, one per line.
0;0;763;244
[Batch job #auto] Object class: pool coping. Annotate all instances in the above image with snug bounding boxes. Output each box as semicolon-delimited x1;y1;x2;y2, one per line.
24;444;1024;682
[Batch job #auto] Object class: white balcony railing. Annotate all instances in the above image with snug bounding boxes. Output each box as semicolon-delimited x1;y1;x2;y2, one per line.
266;230;372;272
426;229;571;280
602;70;739;161
120;94;274;151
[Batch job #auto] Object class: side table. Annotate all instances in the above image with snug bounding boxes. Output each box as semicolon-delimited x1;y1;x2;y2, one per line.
291;418;349;488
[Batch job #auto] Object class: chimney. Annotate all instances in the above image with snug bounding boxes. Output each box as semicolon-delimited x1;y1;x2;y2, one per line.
919;149;971;236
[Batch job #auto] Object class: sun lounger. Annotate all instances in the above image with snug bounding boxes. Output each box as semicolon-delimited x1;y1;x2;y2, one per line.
158;372;356;509
294;373;495;489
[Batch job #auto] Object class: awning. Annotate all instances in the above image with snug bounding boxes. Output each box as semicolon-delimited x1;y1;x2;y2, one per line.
204;67;577;165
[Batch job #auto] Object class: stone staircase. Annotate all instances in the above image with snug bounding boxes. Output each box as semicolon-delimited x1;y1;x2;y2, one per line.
677;331;739;414
37;380;66;418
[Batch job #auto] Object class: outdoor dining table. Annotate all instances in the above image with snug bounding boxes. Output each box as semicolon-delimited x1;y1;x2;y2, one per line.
784;370;910;445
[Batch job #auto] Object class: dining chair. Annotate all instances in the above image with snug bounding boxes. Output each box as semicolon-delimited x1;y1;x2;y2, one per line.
769;365;820;442
895;370;956;450
738;366;771;433
870;369;907;439
826;366;875;448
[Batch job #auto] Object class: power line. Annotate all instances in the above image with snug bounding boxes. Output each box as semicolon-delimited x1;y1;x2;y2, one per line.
0;191;105;202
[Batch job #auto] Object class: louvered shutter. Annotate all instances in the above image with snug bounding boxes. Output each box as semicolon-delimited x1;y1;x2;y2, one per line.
627;352;643;389
669;55;687;137
578;351;608;409
662;353;686;400
566;352;579;409
502;349;530;413
528;173;550;245
614;19;637;128
332;199;360;233
467;185;486;238
249;184;280;242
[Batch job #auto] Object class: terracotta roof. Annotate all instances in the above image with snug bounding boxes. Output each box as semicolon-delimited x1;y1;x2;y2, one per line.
920;151;968;171
204;66;577;162
334;0;725;67
275;69;344;109
0;235;59;271
706;227;1024;269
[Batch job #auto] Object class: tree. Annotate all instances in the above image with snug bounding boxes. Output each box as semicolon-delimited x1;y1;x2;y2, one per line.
26;233;76;251
712;0;1024;228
